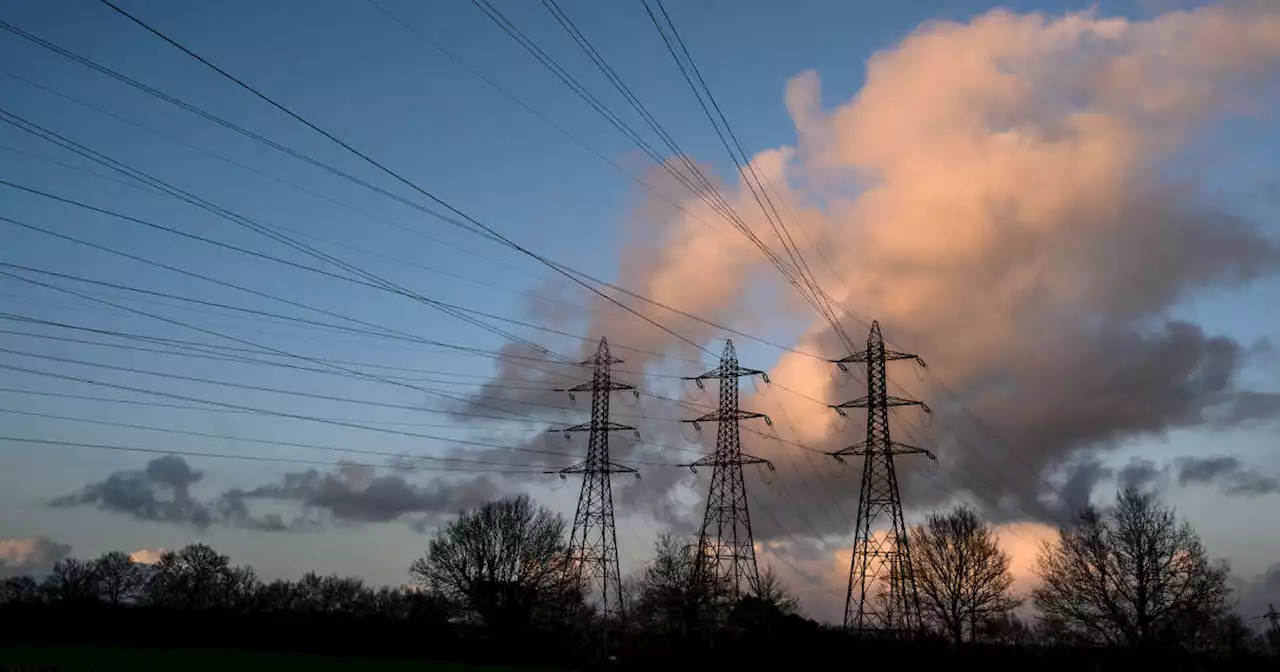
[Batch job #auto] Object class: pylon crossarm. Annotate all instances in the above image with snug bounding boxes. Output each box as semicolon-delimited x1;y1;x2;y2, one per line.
558;421;637;437
683;365;726;384
885;396;928;411
738;453;776;471
554;380;635;403
828;441;868;462
604;461;641;478
832;350;870;370
547;460;588;477
683;364;768;382
678;453;717;473
831;397;870;415
578;353;624;367
889;441;936;459
884;350;926;369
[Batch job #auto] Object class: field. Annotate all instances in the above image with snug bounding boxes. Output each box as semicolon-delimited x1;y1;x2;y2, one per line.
0;646;549;672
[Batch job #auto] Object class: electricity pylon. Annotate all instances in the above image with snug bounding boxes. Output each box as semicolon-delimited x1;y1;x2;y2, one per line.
828;320;934;637
550;337;639;623
680;340;774;599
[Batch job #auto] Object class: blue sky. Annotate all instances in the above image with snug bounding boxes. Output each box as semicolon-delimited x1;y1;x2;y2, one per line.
2;0;1278;621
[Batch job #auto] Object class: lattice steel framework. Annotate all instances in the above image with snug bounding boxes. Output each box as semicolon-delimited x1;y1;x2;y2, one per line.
680;340;774;599
552;338;639;622
829;321;935;636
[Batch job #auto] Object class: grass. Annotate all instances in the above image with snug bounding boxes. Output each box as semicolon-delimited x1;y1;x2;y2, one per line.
0;646;550;671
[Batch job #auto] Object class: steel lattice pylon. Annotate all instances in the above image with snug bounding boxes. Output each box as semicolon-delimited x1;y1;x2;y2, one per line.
828;321;936;637
680;340;774;599
552;338;639;623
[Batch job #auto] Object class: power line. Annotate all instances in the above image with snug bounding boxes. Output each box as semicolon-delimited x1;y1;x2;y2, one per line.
0;265;557;426
2;12;832;370
0;110;563;359
0;385;535;430
93;0;715;358
0;65;541;279
0;408;557;469
639;0;845;345
0;359;686;468
0;435;550;474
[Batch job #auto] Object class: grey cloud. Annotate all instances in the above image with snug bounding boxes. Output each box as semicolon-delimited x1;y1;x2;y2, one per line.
51;455;214;528
1058;459;1113;514
1177;456;1280;497
227;462;500;527
52;456;504;532
1116;458;1164;491
1235;561;1280;623
1214;391;1280;426
0;536;72;578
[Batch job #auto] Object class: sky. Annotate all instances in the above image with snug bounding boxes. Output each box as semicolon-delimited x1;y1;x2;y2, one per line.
1;0;1278;625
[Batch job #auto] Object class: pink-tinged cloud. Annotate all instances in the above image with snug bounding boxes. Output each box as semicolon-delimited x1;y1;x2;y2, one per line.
466;1;1280;544
0;536;72;577
129;548;168;565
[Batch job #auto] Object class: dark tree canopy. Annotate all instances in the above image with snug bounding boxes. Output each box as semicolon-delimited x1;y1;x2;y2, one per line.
909;506;1021;643
409;494;576;629
41;558;99;604
749;565;800;617
0;493;1271;668
93;551;149;605
1033;488;1232;648
631;534;730;637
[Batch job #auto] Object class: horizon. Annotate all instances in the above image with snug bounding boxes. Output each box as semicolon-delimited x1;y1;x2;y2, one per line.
1;0;1279;627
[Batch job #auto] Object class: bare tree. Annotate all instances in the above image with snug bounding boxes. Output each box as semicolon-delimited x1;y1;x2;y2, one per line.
909;506;1020;643
1033;488;1231;648
146;544;239;609
749;565;800;616
93;551;148;605
409;494;576;629
631;534;729;636
0;576;40;605
41;558;99;604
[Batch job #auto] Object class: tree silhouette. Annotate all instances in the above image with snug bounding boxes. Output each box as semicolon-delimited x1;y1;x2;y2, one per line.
631;534;729;637
1033;488;1231;648
146;543;256;610
93;551;149;605
409;494;577;630
41;558;99;604
0;576;40;604
749;565;799;616
909;506;1020;643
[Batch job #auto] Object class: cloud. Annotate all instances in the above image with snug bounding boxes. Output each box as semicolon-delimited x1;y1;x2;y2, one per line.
222;462;500;529
52;455;504;532
457;1;1280;547
50;455;214;528
0;536;72;578
1115;457;1166;491
1176;455;1280;496
1234;561;1280;622
128;548;167;565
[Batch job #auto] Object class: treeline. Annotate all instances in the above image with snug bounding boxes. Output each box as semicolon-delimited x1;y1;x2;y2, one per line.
1;491;1277;669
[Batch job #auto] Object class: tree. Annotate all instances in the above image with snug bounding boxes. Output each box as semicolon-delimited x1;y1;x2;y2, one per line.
93;551;148;605
146;544;237;609
409;495;576;630
1033;488;1232;648
631;534;729;637
908;506;1020;644
749;565;799;616
0;576;40;605
41;558;99;604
